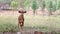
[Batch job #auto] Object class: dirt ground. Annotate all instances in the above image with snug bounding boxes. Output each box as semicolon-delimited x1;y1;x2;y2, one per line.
0;9;60;16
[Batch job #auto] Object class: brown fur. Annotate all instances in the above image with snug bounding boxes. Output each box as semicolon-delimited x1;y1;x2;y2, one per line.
18;9;26;29
34;31;43;34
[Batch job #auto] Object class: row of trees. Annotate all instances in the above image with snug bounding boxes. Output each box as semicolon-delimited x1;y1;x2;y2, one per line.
0;0;60;15
10;0;60;15
38;0;60;15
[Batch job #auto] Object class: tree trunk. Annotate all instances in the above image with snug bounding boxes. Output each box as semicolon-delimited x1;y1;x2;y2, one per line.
35;10;37;15
41;8;44;16
49;11;52;16
33;10;35;15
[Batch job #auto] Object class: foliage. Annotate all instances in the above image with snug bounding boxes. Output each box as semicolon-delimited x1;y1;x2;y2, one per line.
31;0;39;14
24;0;30;7
47;0;57;12
41;0;46;9
52;3;56;11
48;0;53;12
57;0;60;9
10;1;18;7
32;0;38;10
41;0;46;15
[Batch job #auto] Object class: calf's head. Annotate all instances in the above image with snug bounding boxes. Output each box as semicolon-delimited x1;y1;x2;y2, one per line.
18;8;26;14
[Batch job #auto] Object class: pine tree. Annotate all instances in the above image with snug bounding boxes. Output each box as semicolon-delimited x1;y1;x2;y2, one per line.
57;0;60;9
41;0;46;16
52;0;57;12
10;1;18;8
48;0;53;15
32;0;39;15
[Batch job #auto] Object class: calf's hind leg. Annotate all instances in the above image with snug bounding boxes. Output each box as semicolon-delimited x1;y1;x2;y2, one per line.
20;22;24;29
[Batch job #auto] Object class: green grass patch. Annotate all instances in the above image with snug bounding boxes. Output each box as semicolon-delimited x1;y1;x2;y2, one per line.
0;15;60;32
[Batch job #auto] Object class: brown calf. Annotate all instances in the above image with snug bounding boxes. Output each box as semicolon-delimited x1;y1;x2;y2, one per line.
18;8;26;29
34;31;43;34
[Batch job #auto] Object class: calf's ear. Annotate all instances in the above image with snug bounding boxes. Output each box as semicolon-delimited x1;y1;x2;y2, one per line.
23;11;26;13
18;11;21;13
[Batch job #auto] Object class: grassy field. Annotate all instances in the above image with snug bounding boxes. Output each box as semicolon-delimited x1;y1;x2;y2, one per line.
0;12;60;32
